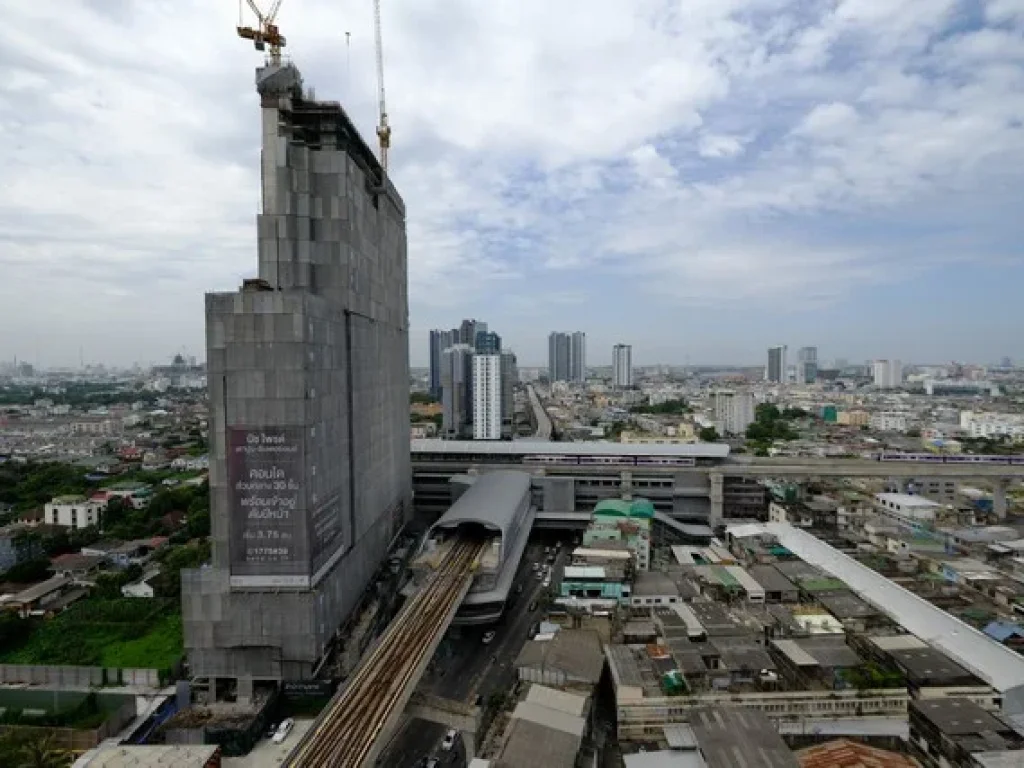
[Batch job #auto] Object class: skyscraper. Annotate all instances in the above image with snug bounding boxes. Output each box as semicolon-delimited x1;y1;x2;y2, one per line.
797;347;818;384
714;391;755;435
184;62;410;690
474;331;501;354
767;345;788;383
500;350;517;439
473;354;502;440
428;328;457;399
441;344;474;438
873;359;903;388
459;318;486;346
612;344;633;387
548;332;570;382
570;332;587;383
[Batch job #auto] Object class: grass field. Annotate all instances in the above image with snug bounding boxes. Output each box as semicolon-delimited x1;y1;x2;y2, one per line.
0;599;183;671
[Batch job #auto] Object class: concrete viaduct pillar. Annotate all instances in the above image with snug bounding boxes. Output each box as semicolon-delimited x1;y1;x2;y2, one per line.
993;478;1009;520
709;472;724;527
621;470;633;500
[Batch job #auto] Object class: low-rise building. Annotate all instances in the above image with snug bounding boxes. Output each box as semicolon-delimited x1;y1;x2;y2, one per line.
909;698;1024;766
44;495;104;529
874;493;941;526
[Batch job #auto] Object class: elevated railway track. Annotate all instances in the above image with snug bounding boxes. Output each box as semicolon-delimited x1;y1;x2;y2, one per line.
285;538;486;767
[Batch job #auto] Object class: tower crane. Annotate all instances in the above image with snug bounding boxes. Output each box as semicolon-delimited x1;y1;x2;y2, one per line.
373;0;392;174
237;0;287;65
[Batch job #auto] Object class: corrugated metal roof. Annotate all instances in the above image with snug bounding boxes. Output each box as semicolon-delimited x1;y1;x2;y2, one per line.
731;522;1024;700
524;685;588;717
412;438;730;458
430;470;531;537
511;700;586;737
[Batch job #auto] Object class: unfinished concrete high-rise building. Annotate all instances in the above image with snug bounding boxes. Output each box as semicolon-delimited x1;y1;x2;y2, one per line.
182;62;410;698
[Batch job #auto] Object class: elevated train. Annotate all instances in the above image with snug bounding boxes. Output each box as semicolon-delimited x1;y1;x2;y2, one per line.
524;454;697;467
877;452;1024;465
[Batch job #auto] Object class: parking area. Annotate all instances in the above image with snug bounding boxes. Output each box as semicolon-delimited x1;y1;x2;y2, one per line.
222;718;314;768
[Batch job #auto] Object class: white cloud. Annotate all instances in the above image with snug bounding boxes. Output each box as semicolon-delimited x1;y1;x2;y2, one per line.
1;0;1023;365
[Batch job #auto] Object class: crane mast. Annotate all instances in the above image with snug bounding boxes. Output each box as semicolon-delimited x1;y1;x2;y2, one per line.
237;0;287;64
374;0;392;174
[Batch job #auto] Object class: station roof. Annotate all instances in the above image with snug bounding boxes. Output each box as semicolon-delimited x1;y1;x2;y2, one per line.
412;438;730;458
430;470;531;539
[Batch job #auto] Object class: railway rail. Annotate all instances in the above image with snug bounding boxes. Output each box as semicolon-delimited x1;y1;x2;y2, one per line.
285;537;485;767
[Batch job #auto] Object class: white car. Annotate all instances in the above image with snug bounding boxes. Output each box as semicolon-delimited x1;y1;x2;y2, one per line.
482;630;496;644
272;718;294;744
441;728;457;751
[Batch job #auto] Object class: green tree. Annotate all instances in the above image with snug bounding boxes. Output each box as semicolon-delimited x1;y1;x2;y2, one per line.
0;557;51;584
0;730;69;768
698;426;720;442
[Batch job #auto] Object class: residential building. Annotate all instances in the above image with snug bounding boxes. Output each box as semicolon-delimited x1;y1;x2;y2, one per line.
798;346;818;384
767;345;788;383
428;328;458;399
870;412;908;432
549;332;571;383
714;391;755;435
874;492;940;525
472;354;502;440
612;344;633;388
570;331;586;382
44;495;103;529
441;343;474;439
960;411;1024;440
500;350;517;439
459;318;486;346
474;331;501;354
837;410;870;426
873;359;903;388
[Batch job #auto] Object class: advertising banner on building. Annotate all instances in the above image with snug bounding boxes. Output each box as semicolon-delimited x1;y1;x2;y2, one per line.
227;427;309;586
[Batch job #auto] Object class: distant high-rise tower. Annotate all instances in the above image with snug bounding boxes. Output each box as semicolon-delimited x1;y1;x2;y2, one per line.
549;331;586;383
714;391;755;435
570;332;587;383
459;319;486;346
767;346;788;383
548;332;570;382
428;329;457;399
612;344;633;387
500;350;517;439
441;344;474;438
873;359;903;389
474;331;501;354
472;355;502;440
797;347;818;384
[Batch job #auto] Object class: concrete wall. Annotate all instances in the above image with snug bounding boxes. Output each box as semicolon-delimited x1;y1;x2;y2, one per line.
0;665;164;688
183;62;410;684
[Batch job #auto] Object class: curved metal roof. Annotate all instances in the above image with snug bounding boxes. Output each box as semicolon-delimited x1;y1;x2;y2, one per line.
430;470;531;539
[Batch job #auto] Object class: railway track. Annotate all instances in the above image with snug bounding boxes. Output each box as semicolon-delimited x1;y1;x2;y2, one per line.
285;538;485;767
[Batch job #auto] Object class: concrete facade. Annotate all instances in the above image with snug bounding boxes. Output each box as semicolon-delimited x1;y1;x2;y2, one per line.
183;62;410;687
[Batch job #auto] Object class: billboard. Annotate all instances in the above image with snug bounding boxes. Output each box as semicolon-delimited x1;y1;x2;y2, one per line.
228;427;310;586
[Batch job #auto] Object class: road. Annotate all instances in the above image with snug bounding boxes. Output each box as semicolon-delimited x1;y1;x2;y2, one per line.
378;539;565;767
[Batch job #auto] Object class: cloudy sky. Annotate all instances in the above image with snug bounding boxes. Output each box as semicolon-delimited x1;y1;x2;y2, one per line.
2;1;1023;369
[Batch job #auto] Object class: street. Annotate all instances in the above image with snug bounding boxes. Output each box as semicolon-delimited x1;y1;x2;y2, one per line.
378;538;566;767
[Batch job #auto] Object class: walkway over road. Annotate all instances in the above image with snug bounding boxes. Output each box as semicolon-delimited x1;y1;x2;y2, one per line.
284;539;486;768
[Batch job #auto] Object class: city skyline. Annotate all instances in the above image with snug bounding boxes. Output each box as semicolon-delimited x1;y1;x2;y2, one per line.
3;2;1024;367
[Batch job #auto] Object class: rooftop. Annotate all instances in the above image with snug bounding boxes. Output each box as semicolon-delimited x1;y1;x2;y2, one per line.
795;739;920;768
688;706;799;768
430;470;531;538
513;629;605;684
728;522;1024;704
411;438;731;458
73;745;221;767
874;493;940;509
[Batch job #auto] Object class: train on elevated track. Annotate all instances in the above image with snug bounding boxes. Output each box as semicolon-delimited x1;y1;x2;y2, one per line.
877;452;1024;465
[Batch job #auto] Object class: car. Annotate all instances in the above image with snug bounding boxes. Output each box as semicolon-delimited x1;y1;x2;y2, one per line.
426;760;439;768
272;718;294;744
532;563;540;572
536;571;544;580
482;630;496;644
441;728;457;751
528;601;538;612
515;584;524;594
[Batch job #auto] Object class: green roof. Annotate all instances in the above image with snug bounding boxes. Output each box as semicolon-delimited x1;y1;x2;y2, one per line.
593;498;655;519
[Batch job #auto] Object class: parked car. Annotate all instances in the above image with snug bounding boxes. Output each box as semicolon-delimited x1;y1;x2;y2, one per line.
272;718;295;744
441;728;458;751
426;759;439;768
482;630;496;644
528;601;538;612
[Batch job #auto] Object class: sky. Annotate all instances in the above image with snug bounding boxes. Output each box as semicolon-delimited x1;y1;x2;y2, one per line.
1;1;1023;369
